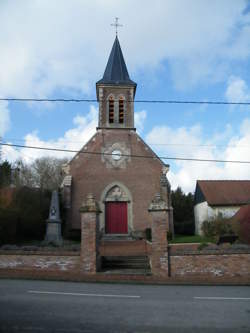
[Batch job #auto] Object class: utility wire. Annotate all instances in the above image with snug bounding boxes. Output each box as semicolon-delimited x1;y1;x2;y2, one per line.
3;137;250;149
0;97;250;105
1;142;250;164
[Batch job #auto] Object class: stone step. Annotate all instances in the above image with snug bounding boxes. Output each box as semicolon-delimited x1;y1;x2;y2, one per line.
103;263;150;269
101;236;134;241
102;256;149;263
101;256;151;272
102;268;152;275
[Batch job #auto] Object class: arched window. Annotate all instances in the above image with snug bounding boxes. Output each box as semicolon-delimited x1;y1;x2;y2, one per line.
119;96;124;124
108;96;114;123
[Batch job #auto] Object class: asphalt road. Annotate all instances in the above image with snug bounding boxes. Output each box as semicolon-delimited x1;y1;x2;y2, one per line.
0;279;250;333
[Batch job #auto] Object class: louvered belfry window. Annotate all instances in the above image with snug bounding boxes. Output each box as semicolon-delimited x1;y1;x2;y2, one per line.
109;96;114;123
119;97;124;124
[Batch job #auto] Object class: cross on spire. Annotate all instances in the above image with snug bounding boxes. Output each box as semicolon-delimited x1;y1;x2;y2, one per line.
111;17;123;36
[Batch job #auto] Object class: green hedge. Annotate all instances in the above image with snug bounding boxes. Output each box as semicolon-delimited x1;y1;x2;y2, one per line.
0;187;51;244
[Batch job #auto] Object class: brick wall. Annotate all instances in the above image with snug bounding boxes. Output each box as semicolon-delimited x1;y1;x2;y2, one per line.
171;253;250;279
0;254;80;271
0;251;249;284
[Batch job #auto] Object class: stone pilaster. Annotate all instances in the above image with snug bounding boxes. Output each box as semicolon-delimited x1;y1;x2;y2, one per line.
80;194;101;274
160;165;174;238
148;193;169;276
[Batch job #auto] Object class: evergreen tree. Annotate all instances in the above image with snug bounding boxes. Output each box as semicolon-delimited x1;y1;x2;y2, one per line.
0;161;12;188
171;187;195;235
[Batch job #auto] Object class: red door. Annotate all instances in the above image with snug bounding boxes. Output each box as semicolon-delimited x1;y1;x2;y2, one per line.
105;202;128;234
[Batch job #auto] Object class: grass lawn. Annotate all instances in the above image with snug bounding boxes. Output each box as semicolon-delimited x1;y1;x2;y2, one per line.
169;234;215;244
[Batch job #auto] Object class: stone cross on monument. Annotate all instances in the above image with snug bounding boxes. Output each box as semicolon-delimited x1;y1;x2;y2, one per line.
111;17;123;36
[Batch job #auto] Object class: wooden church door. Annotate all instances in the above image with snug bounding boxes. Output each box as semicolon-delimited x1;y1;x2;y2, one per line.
105;202;128;234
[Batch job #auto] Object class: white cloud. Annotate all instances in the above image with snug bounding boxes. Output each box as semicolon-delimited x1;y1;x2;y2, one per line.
134;110;147;134
0;101;10;136
0;0;250;97
2;105;98;163
146;119;250;193
225;76;250;103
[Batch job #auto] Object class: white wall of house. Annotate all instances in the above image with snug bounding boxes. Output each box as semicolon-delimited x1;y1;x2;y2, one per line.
194;202;241;235
194;202;208;235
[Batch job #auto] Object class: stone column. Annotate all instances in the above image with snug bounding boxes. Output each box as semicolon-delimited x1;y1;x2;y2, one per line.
80;194;101;274
148;193;169;276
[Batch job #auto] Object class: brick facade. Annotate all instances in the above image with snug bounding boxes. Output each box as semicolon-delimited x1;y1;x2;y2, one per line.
64;129;168;234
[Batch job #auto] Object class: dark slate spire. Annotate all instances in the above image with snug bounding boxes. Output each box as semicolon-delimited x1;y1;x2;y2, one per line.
97;36;136;87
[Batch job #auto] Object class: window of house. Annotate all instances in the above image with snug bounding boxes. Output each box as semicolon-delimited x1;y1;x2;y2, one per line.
119;97;124;124
109;96;114;123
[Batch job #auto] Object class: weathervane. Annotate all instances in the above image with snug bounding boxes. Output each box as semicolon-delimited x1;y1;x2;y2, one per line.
111;17;123;36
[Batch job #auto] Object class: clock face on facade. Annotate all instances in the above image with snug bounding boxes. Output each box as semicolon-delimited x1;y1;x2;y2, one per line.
112;150;122;160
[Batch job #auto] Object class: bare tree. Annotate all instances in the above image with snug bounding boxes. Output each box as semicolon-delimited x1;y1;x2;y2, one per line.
14;157;69;190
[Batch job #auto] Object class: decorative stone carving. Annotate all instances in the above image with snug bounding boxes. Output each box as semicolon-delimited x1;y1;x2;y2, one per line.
62;163;70;175
105;185;128;202
102;142;131;168
80;193;101;213
148;193;169;211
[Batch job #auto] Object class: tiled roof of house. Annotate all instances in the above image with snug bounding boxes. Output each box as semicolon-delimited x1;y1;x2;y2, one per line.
230;204;250;244
230;204;250;222
196;180;250;206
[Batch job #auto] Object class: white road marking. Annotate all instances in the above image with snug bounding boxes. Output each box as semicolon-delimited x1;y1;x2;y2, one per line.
194;297;250;300
28;290;141;298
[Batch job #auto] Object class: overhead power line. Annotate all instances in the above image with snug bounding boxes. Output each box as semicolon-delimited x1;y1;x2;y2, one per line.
0;97;250;105
1;142;250;164
3;137;250;149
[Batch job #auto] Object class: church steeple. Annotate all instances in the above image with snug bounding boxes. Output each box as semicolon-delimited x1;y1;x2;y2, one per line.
96;37;137;129
97;36;136;87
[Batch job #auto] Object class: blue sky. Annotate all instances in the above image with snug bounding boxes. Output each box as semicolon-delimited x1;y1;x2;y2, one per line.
1;0;250;192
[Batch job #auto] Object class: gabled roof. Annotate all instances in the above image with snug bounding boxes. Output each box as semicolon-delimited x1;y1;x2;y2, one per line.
195;180;250;206
96;36;136;87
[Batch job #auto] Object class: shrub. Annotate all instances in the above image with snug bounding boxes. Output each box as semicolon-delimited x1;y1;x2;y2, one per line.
198;242;208;251
0;208;18;244
201;215;234;239
0;187;51;244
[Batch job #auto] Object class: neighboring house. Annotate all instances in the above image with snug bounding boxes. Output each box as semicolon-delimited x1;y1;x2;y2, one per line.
230;204;250;244
61;36;173;245
194;180;250;235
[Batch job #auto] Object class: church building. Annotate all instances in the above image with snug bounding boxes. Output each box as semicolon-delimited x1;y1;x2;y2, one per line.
62;36;173;253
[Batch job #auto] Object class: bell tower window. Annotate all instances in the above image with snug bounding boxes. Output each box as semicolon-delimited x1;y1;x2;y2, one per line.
119;96;124;124
109;96;114;123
